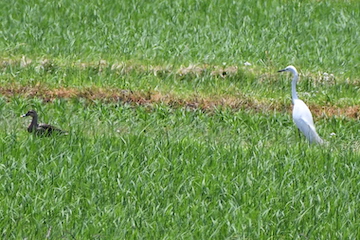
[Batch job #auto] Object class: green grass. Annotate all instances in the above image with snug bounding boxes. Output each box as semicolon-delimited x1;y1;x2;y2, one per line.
0;0;360;239
0;60;359;109
1;99;360;239
1;0;359;76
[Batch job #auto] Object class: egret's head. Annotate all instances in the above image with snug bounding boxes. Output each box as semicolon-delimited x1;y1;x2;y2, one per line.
278;65;298;74
21;110;37;118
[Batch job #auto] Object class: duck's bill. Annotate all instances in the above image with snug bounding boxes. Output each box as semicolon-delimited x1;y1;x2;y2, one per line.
20;114;27;117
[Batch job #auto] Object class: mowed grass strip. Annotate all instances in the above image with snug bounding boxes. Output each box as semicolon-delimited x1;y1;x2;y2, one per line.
0;57;359;119
0;84;359;120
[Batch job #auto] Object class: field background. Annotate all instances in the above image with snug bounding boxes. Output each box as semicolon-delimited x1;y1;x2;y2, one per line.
0;0;359;239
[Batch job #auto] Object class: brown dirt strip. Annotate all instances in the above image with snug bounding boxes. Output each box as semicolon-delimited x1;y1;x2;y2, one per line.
0;85;358;119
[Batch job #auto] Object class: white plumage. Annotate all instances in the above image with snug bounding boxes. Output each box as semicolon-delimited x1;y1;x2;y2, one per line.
278;66;324;144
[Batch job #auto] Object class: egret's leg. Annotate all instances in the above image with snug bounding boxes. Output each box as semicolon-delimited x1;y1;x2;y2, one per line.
296;128;305;147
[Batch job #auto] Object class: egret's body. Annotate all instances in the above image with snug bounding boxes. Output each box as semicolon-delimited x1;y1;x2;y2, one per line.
278;66;323;144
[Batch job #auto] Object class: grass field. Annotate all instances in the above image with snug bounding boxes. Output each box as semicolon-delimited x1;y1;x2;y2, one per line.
0;0;359;239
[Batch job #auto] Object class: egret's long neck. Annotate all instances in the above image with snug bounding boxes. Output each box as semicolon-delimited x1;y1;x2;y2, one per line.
291;72;299;102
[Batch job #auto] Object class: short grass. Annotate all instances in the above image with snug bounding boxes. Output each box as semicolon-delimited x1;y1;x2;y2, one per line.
0;59;359;110
0;0;359;239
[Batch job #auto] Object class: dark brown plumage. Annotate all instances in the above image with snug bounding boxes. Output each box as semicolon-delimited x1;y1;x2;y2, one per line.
21;110;67;136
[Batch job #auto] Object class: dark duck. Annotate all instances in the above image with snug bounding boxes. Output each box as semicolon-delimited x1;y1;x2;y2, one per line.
21;110;67;136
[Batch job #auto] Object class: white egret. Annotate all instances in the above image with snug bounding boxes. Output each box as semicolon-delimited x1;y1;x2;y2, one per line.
278;66;324;144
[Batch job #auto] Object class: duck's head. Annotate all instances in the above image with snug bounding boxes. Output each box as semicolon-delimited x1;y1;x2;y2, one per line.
21;110;38;118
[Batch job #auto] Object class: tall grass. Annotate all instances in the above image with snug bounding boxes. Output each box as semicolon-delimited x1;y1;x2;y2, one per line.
0;98;359;238
0;0;359;239
1;0;359;76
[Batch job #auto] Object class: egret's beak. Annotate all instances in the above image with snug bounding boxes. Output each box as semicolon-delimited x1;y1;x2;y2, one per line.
278;69;286;72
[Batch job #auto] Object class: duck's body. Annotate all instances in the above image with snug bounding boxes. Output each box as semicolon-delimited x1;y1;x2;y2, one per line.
21;110;67;136
278;66;324;144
